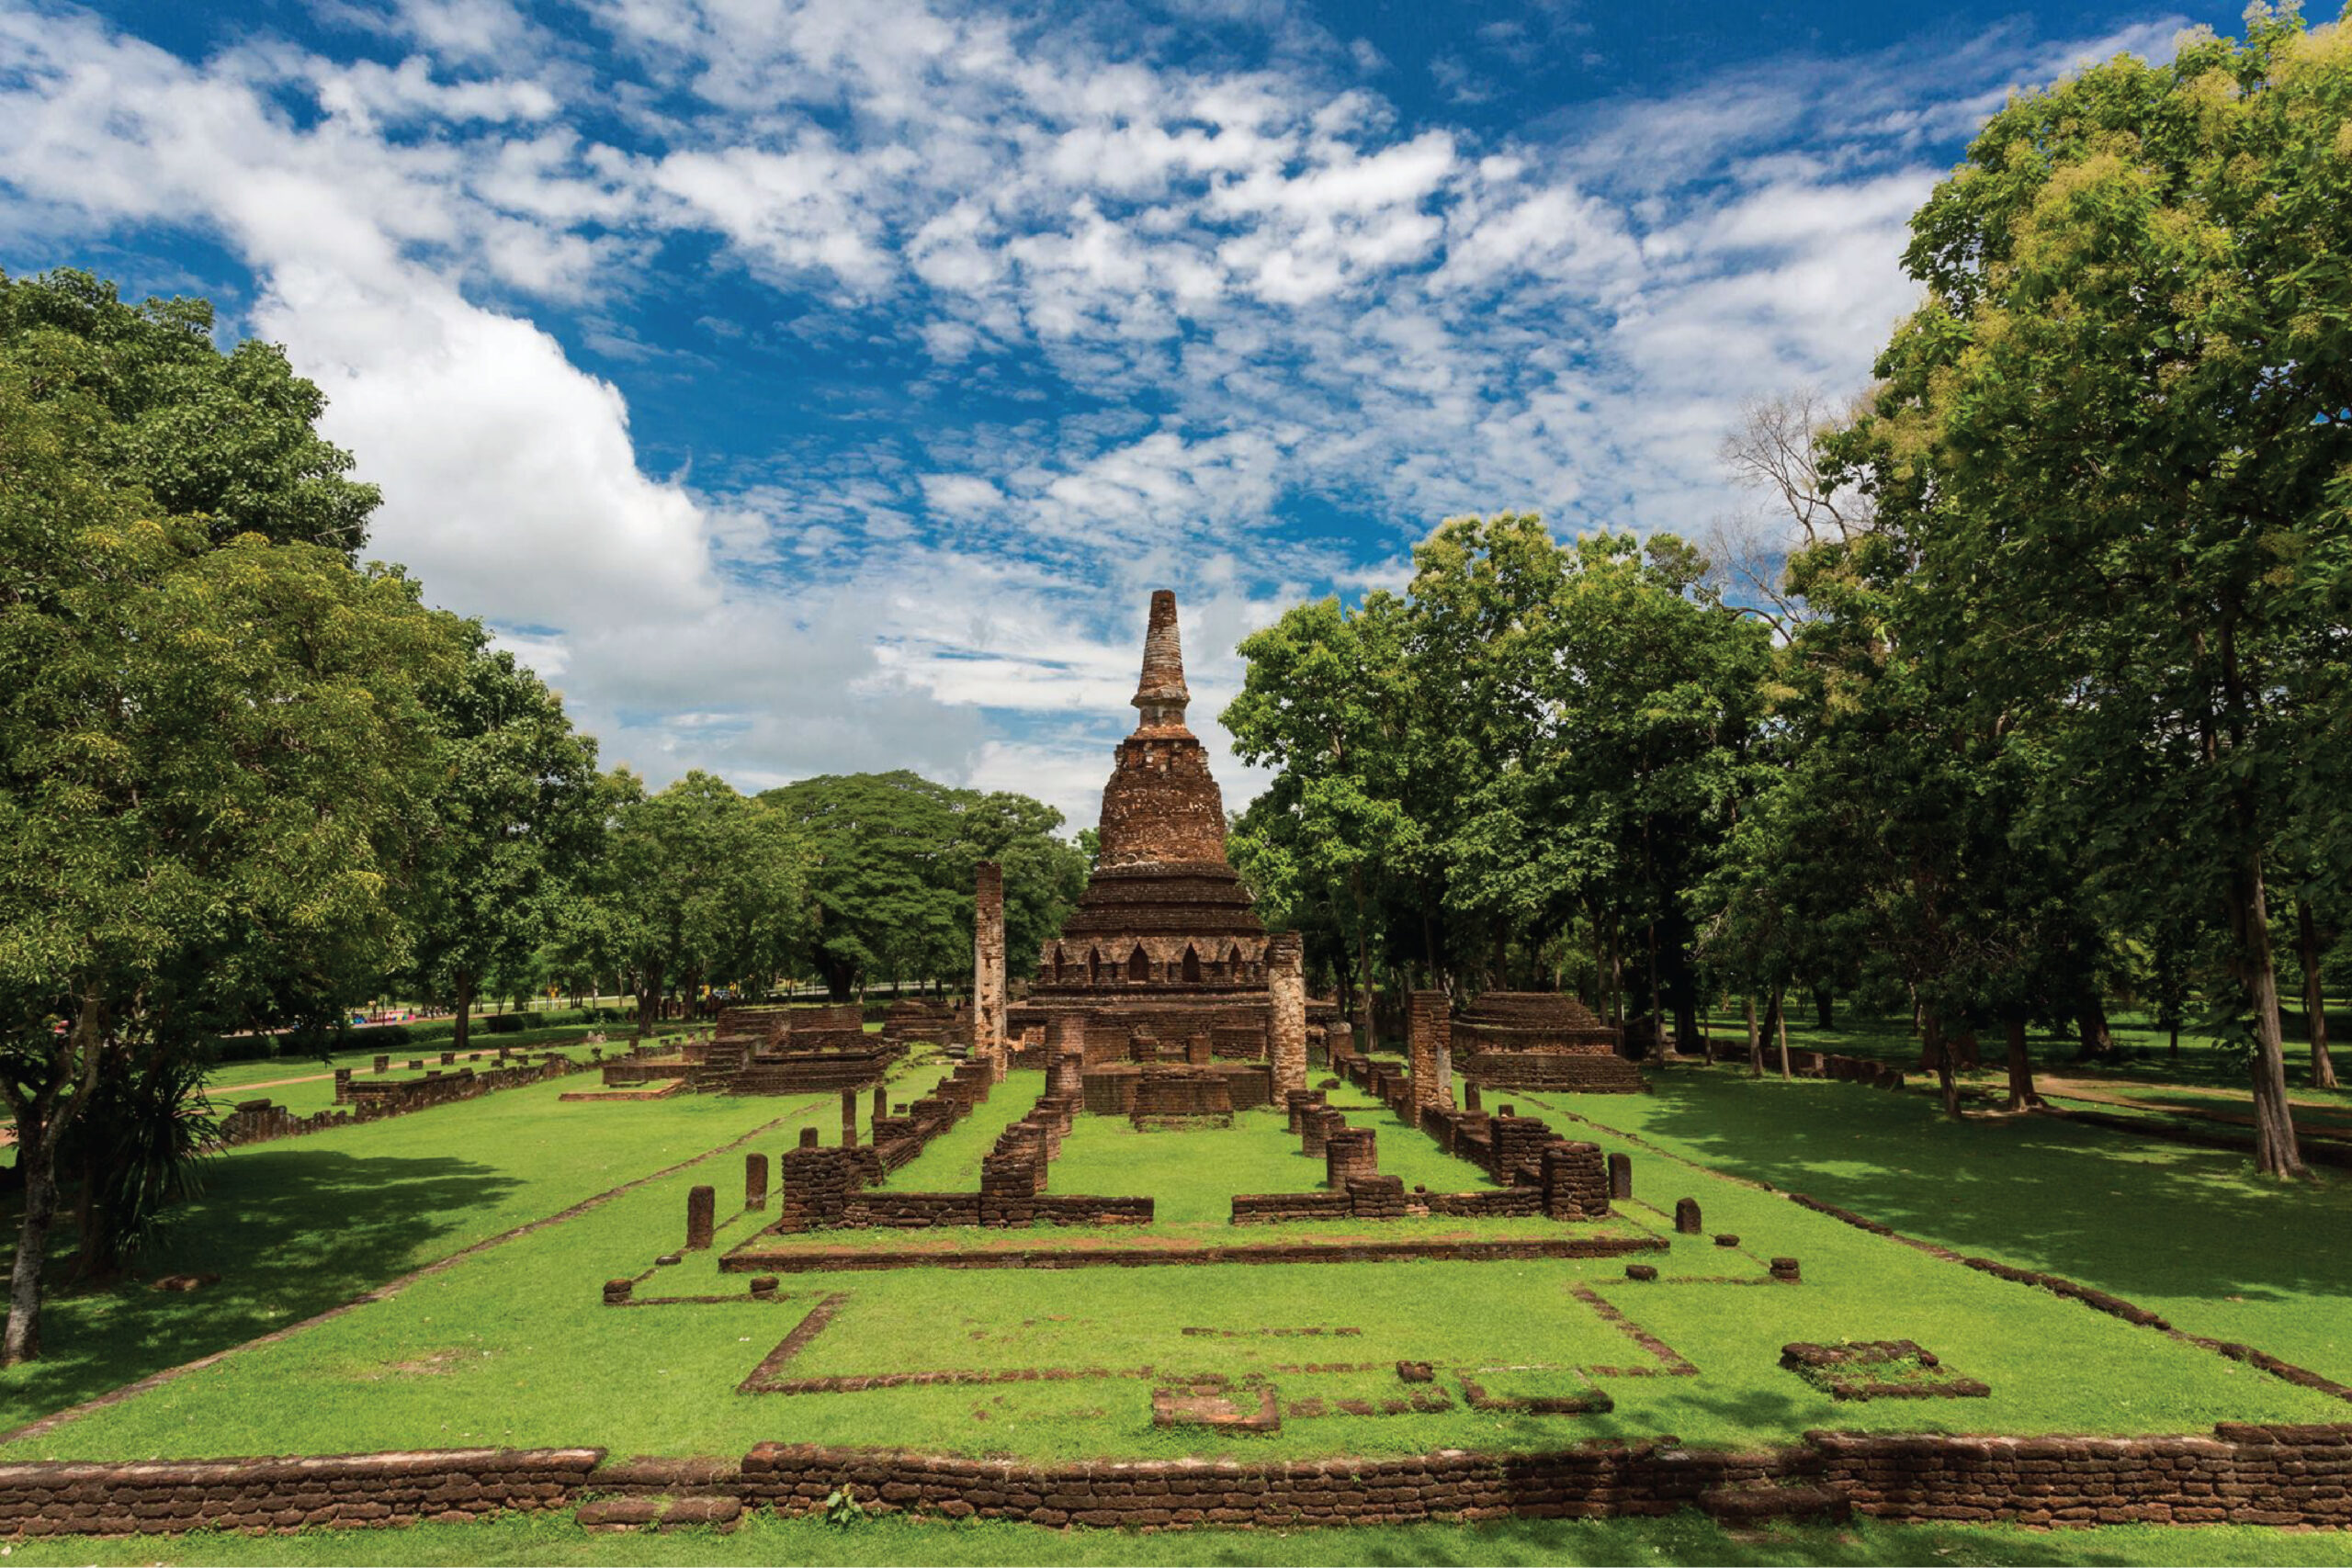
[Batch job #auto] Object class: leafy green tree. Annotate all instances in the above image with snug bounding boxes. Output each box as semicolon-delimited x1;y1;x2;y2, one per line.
405;637;601;1054
764;773;969;999
0;269;379;552
1226;592;1425;1042
586;772;808;1034
1835;8;2352;1173
0;500;460;1359
761;772;1083;1000
0;284;465;1361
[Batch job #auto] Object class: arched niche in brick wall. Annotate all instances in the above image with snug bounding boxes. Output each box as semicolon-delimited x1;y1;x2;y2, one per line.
1128;945;1151;983
1182;944;1202;983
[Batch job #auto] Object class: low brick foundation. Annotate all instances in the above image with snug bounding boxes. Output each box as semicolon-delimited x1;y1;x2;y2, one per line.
0;1448;602;1538
6;1423;2352;1538
220;1055;586;1146
718;1234;1663;1272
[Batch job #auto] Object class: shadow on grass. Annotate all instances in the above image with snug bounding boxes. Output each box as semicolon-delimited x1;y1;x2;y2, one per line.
1621;1071;2352;1325
0;1148;519;1434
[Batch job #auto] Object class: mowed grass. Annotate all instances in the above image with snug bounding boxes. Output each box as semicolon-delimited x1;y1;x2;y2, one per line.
876;1070;1051;1190
7;1507;2352;1567
738;1072;1627;1252
7;1065;2343;1466
0;1064;944;1437
1516;1067;2352;1388
1704;1002;2352;1103
1050;1077;1504;1224
198;1028;660;1098
202;1041;624;1117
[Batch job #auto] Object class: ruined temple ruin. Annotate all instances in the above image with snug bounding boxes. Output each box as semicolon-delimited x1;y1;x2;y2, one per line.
1010;590;1306;1115
1452;991;1643;1093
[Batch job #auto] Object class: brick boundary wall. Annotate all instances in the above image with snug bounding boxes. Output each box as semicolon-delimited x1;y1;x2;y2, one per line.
720;1235;1665;1272
9;1425;2352;1538
218;1054;590;1147
0;1449;604;1538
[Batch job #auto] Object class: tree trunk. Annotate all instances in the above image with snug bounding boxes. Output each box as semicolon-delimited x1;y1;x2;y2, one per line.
1351;872;1375;1053
2297;899;2339;1090
452;970;475;1056
1774;988;1792;1080
4;1140;57;1365
635;961;663;1040
1745;996;1761;1077
1646;919;1664;1058
1814;984;1834;1031
2075;998;2114;1061
2228;845;2305;1177
1923;1012;1961;1120
4;998;101;1365
2004;1017;2041;1110
1607;918;1623;1032
1589;911;1605;1020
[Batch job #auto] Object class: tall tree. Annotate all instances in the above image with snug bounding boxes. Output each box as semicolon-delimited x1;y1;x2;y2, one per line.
0;274;464;1361
589;771;805;1034
405;637;601;1054
0;499;462;1359
762;772;1081;999
1226;592;1425;1043
1837;9;2352;1174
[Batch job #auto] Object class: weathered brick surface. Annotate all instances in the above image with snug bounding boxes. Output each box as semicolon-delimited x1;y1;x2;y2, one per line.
222;1055;585;1145
1268;934;1307;1099
0;1449;602;1538
8;1427;2351;1539
974;861;1007;1067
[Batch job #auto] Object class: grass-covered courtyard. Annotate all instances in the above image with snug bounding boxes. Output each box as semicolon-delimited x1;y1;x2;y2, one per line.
0;1028;2347;1562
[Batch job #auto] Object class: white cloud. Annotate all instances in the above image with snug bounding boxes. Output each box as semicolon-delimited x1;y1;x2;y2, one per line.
265;265;721;624
0;0;2198;820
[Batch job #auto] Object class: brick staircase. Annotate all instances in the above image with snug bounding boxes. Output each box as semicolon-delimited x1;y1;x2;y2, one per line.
686;1039;747;1091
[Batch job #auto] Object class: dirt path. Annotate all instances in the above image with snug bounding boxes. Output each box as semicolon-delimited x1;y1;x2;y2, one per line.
2037;1076;2352;1141
2036;1069;2350;1115
211;1069;340;1094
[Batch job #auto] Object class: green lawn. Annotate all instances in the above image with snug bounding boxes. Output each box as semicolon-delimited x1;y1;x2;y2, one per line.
1514;1067;2352;1387
6;1040;2351;1563
1703;1003;2352;1102
8;1507;2352;1567
0;1063;944;1438
6;1065;2339;1467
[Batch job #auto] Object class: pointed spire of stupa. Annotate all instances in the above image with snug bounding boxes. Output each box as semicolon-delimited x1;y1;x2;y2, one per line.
1130;589;1191;730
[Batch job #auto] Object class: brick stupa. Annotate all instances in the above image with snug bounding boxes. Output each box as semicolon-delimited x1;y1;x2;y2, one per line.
1011;591;1286;1105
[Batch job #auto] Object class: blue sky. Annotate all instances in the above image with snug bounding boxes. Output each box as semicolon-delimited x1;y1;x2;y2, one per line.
0;0;2266;828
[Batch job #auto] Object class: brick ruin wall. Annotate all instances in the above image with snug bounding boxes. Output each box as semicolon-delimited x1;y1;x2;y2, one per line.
1231;1078;1607;1224
1703;1039;1907;1089
220;1055;586;1147
1459;1052;1646;1092
772;1072;1154;1234
725;1044;904;1094
975;860;1006;1064
14;1425;2352;1538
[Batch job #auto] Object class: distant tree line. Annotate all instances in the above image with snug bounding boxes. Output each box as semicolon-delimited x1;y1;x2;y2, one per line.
1227;14;2351;1181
